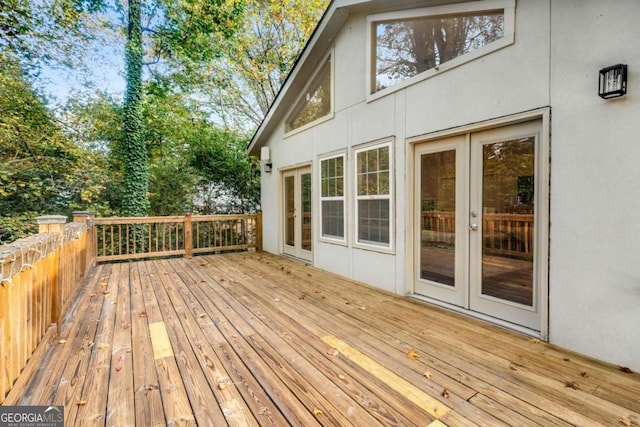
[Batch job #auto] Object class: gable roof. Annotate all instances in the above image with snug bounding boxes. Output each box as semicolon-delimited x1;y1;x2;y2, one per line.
246;0;473;156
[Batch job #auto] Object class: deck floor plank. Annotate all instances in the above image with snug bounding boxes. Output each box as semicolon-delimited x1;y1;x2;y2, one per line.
11;251;640;427
137;261;196;426
72;261;123;426
105;261;135;426
129;260;166;426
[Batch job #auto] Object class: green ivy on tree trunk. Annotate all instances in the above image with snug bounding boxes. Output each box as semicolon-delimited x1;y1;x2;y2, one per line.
121;0;148;217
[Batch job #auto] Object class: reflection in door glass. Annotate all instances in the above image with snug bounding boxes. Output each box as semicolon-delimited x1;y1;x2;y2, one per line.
481;137;535;306
420;150;456;286
301;173;312;251
285;176;295;246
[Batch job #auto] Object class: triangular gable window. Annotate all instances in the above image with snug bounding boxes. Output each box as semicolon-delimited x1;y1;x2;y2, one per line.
369;1;514;96
286;55;332;133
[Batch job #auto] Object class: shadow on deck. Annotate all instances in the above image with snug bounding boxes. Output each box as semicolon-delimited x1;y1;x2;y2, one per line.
15;252;640;426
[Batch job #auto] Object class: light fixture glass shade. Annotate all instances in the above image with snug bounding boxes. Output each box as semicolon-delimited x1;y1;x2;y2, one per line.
599;64;627;99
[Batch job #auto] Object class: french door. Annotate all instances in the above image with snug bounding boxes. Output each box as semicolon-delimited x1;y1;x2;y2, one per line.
283;166;313;262
414;120;546;331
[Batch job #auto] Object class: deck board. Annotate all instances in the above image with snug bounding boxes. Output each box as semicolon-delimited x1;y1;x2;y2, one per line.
11;252;640;426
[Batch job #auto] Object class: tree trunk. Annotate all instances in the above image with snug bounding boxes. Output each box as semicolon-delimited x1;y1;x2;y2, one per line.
121;0;148;216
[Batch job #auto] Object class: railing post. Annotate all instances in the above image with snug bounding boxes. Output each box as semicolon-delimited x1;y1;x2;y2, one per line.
184;211;193;259
73;211;96;269
36;215;67;330
256;211;263;252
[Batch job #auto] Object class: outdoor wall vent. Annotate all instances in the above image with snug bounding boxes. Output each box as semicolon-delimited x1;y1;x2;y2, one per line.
599;64;627;99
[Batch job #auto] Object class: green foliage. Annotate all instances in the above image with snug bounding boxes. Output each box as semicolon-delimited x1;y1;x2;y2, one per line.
188;126;260;213
185;0;330;132
0;52;110;241
0;212;39;244
121;0;148;217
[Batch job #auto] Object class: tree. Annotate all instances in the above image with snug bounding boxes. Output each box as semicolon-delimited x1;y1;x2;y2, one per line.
120;0;148;216
118;0;245;216
170;0;329;133
0;53;109;242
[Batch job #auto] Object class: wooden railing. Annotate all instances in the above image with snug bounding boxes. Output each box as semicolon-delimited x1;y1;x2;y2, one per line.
0;211;262;404
0;213;96;404
421;211;534;260
94;213;262;262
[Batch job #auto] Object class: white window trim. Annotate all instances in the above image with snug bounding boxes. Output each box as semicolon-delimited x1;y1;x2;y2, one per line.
284;49;335;138
353;139;394;253
366;0;516;102
319;151;347;245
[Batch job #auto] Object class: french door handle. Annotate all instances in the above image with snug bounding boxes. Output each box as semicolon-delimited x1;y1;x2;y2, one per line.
469;223;478;231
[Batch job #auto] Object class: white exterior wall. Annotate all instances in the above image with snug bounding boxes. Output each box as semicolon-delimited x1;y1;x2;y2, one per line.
259;0;640;370
548;0;640;371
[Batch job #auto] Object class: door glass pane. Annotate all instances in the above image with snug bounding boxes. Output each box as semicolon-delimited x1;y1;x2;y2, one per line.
285;176;295;246
301;173;312;251
481;137;535;306
420;150;456;286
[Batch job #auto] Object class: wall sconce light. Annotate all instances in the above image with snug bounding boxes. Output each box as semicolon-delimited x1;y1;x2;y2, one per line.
599;64;627;99
260;146;272;173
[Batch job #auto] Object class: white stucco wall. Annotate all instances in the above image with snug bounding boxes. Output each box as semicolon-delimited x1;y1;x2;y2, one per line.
548;0;640;371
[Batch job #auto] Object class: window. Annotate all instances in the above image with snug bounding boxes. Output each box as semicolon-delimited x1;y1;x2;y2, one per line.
368;1;514;96
355;142;392;248
286;55;332;133
320;154;346;241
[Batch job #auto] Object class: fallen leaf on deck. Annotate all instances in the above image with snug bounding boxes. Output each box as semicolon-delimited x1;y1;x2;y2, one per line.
218;377;230;390
87;341;94;348
198;313;206;318
564;381;579;390
423;371;432;380
76;399;87;405
617;415;632;427
509;364;518;371
442;388;450;398
619;366;633;374
139;311;147;317
146;384;159;391
327;348;339;356
97;343;110;349
529;338;541;344
312;408;323;418
338;374;346;380
580;371;589;378
407;349;420;360
58;339;67;344
298;295;306;300
99;282;107;288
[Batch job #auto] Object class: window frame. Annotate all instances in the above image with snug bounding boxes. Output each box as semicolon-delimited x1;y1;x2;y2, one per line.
319;151;347;244
353;139;394;252
366;0;515;101
284;50;335;136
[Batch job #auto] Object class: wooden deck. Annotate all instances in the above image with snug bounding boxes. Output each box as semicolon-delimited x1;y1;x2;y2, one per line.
14;252;640;426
